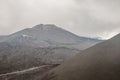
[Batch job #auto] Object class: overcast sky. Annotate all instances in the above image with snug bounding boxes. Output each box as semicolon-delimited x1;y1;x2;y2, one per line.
0;0;120;39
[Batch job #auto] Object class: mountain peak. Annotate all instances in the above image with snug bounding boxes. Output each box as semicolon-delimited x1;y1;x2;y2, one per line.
33;24;58;30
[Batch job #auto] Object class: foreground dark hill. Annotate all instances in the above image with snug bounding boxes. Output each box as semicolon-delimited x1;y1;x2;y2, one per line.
41;33;120;80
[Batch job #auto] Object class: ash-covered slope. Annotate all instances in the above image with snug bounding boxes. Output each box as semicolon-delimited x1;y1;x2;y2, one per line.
0;42;79;74
2;24;101;50
42;33;120;80
0;64;59;80
0;36;7;42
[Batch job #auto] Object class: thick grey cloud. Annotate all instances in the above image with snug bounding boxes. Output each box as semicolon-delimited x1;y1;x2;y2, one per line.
0;0;120;39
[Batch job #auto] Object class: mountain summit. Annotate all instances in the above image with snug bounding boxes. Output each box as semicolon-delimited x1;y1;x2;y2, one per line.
33;24;58;30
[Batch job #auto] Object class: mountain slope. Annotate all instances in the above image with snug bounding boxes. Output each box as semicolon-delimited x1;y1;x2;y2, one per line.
0;36;7;42
2;24;102;50
0;42;79;74
0;24;102;75
41;33;120;80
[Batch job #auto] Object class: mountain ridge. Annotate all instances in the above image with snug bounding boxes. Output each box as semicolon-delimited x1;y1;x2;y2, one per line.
0;24;102;50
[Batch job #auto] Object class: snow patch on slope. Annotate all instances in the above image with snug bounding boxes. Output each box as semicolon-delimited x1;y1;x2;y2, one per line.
22;34;32;38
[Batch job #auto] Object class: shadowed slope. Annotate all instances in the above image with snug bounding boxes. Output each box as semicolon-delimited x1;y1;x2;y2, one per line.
42;33;120;80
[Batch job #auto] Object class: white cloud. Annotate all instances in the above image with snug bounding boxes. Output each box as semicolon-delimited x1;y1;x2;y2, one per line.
0;0;120;39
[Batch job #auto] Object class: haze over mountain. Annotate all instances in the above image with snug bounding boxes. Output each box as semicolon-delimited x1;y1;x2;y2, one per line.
0;0;120;39
41;33;120;80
